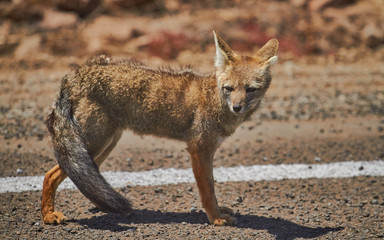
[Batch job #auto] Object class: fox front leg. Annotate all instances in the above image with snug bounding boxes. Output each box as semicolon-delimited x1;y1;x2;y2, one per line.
187;144;236;226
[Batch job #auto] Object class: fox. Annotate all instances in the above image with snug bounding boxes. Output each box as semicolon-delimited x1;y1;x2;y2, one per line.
41;31;278;226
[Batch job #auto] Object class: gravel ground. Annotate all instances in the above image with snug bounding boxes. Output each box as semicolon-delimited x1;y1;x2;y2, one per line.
1;57;383;239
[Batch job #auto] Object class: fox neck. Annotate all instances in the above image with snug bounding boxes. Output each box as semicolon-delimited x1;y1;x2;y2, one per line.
218;105;255;136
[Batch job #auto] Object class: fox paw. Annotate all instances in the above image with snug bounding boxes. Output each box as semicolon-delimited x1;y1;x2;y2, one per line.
213;214;237;226
43;211;67;224
218;206;234;215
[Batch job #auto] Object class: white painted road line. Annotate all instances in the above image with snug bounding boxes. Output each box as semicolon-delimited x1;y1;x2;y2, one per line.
0;160;383;193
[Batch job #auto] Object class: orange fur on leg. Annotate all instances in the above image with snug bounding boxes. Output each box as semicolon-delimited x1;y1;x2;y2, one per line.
41;164;67;224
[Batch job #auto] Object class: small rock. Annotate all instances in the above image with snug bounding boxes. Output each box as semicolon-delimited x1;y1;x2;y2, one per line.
371;199;378;205
266;206;274;211
40;9;77;30
359;166;364;171
234;147;240;154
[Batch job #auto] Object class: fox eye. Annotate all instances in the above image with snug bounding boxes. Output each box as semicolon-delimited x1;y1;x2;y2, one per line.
246;87;257;93
223;86;234;92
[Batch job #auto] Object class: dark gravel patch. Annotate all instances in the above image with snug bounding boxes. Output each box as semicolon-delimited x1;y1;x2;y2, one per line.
258;91;384;121
0;150;55;177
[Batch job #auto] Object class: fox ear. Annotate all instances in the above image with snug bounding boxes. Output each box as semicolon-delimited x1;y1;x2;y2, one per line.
256;38;279;68
265;55;278;68
213;31;235;70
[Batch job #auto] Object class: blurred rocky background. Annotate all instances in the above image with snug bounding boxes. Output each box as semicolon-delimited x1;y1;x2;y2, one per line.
0;0;383;65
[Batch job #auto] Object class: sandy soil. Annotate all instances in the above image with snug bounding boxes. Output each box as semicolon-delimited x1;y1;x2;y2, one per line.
1;0;384;239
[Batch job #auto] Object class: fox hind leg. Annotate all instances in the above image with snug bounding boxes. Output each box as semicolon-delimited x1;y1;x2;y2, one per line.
93;131;123;167
41;131;123;224
41;164;67;224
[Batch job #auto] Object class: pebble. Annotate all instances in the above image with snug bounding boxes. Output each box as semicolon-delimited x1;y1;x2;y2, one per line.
371;199;378;205
234;147;240;154
190;206;198;212
154;188;163;193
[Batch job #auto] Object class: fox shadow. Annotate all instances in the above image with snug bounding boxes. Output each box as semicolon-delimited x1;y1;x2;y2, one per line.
73;209;342;240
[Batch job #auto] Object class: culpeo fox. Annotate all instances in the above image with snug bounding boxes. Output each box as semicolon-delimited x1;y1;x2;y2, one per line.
42;31;278;226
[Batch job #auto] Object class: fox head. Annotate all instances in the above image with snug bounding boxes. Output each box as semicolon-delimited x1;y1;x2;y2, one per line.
213;31;278;116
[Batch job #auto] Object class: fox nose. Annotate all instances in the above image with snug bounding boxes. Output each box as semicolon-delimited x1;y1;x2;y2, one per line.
233;105;242;113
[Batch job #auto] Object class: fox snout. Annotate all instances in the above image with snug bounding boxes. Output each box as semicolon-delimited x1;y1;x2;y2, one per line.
232;105;242;113
227;100;247;115
227;98;259;115
223;88;247;114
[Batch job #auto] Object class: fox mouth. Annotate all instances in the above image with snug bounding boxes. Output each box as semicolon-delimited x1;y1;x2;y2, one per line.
231;111;245;116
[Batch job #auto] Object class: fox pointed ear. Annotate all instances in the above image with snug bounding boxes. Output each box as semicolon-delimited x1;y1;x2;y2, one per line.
256;38;279;68
213;31;235;70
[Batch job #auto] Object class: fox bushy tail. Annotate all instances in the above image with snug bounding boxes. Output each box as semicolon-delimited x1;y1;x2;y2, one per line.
47;87;132;213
